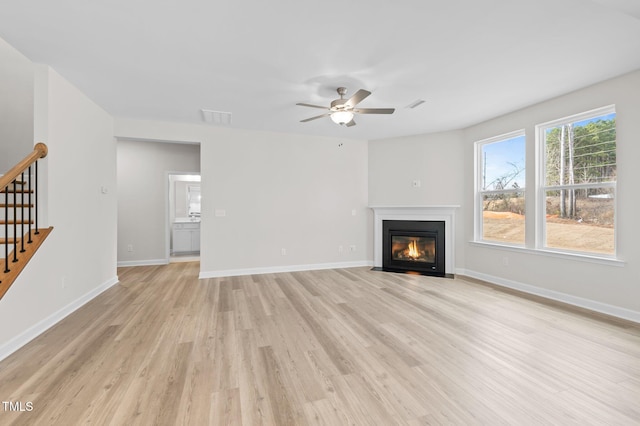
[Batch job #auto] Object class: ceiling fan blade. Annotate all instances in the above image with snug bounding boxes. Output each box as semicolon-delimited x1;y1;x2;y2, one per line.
353;108;395;115
300;113;330;123
296;103;329;110
345;119;356;127
344;89;371;108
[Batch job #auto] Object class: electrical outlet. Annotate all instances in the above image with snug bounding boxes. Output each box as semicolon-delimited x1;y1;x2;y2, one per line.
281;248;287;256
412;180;421;188
349;245;356;252
127;244;133;252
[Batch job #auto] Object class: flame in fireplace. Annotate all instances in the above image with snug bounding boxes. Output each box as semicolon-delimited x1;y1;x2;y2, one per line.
407;239;419;259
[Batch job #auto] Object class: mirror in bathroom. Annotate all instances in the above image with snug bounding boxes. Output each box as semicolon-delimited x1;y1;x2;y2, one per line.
187;184;201;217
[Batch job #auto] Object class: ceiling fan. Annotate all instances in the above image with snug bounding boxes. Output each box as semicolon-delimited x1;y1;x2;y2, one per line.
297;87;395;127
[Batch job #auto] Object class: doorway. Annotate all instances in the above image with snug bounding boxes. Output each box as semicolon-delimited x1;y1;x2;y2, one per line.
167;173;201;262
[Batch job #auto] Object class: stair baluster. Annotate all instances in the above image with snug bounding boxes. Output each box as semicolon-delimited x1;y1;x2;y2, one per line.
20;173;26;254
28;165;33;244
12;182;17;263
34;161;39;235
3;199;8;273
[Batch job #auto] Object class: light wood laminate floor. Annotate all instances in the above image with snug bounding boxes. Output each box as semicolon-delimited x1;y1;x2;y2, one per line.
1;263;639;425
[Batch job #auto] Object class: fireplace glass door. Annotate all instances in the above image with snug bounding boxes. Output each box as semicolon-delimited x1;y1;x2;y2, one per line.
391;236;435;263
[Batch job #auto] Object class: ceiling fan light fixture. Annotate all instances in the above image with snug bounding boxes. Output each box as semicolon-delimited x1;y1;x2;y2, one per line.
330;110;354;125
298;87;393;127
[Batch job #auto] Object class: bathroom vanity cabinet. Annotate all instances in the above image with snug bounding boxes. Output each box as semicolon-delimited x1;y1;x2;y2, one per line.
172;221;200;253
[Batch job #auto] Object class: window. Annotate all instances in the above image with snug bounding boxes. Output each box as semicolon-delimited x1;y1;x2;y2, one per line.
475;131;526;245
474;106;617;259
537;106;616;255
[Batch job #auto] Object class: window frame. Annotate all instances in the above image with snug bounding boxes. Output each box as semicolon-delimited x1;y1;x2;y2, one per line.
474;129;526;246
535;104;617;257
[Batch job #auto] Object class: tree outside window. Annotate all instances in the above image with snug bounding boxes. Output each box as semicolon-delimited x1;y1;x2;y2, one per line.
539;106;616;255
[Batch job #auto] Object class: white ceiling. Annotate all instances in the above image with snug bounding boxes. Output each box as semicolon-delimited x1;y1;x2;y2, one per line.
1;0;639;140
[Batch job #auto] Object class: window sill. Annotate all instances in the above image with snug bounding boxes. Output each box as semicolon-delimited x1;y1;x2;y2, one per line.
469;241;625;267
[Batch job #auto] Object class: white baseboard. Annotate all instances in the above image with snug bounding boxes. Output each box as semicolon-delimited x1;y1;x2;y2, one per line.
199;260;374;279
461;269;640;324
0;276;119;362
117;259;168;267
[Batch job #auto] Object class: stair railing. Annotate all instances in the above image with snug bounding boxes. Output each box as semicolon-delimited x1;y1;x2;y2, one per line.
0;143;49;299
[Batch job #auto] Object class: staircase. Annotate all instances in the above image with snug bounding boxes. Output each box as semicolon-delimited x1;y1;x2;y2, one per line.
0;143;52;300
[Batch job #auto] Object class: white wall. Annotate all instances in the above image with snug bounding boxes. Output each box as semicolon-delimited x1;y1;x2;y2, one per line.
0;37;34;171
369;130;465;205
0;65;117;360
200;130;369;274
117;140;200;264
461;69;640;320
368;131;466;266
115;119;370;276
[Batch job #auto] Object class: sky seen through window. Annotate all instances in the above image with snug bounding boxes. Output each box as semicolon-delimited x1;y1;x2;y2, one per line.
481;135;526;190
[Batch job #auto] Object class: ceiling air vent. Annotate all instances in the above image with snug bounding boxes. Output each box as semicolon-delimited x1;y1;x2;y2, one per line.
201;109;232;125
405;99;426;109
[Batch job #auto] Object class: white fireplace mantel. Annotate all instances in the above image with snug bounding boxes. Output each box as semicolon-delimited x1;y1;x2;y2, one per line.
370;205;460;274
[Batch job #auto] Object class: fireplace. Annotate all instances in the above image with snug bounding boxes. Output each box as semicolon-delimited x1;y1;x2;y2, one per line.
371;206;457;277
382;220;445;277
